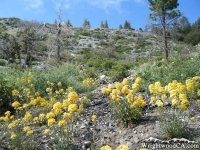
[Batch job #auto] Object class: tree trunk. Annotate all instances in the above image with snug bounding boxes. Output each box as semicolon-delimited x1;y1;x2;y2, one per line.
56;24;61;62
162;16;168;60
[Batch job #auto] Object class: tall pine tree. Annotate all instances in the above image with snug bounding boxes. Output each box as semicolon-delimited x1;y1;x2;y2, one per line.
148;0;181;59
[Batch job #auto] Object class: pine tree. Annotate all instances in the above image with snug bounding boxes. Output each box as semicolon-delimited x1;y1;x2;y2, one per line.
119;24;123;30
148;0;181;59
104;20;108;28
100;21;104;28
65;19;73;27
82;18;90;28
124;20;131;29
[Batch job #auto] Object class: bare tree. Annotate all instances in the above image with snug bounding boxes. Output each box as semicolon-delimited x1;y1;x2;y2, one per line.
42;7;64;62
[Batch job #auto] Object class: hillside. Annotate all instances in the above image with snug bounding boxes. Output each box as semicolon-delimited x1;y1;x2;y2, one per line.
0;18;200;150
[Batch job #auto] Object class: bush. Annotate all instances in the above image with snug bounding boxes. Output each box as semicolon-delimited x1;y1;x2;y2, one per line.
148;77;200;139
0;79;16;115
0;59;6;66
102;77;146;127
137;54;200;93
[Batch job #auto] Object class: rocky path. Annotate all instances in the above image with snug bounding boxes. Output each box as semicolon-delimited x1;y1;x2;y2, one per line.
74;84;162;150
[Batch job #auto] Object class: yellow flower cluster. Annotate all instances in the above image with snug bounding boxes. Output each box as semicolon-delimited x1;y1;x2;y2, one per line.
0;75;90;145
149;76;200;110
100;145;112;150
116;144;130;150
12;101;21;108
91;115;97;122
102;77;146;125
11;132;16;139
102;77;146;108
58;119;67;126
100;144;130;150
0;111;13;122
23;126;33;136
83;77;97;88
12;89;19;96
8;120;19;129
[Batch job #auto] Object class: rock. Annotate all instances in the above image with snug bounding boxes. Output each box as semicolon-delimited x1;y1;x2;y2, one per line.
83;141;92;149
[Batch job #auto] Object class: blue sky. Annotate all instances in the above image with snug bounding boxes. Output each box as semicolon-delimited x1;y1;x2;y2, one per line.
0;0;200;30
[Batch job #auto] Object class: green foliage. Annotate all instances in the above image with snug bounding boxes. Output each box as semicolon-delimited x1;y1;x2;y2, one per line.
124;20;131;29
0;60;6;66
119;24;123;30
108;62;132;80
33;63;87;95
148;0;181;59
115;45;132;53
184;31;200;46
82;18;90;29
0;78;16;115
109;96;142;127
80;31;91;36
137;53;200;92
158;107;190;139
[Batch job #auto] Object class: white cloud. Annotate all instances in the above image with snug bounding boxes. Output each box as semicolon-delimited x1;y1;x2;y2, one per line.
52;0;145;13
23;0;43;10
85;0;128;12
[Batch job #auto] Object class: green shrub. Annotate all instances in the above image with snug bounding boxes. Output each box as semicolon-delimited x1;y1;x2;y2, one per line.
0;78;16;115
137;53;200;93
0;60;6;66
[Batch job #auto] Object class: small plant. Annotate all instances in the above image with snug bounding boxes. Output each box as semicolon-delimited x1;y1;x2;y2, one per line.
102;77;146;127
0;60;6;66
100;144;130;150
148;77;200;139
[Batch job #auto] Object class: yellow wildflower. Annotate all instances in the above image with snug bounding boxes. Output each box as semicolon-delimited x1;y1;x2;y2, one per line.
21;77;26;83
23;126;31;132
12;89;19;96
46;112;55;119
26;130;33;136
39;113;46;121
135;77;142;84
150;97;157;104
100;145;112;150
58;119;67;126
46;88;52;93
101;87;110;95
116;144;130;150
57;82;62;87
115;97;121;103
108;84;114;89
33;117;39;124
121;86;129;94
48;118;56;126
180;104;187;110
35;92;40;97
68;104;78;113
44;129;50;134
79;70;83;74
115;82;123;90
5;111;11;116
11;132;16;139
156;100;164;107
91;115;97;122
47;81;51;85
190;117;195;122
63;113;71;119
68;91;78;102
122;78;129;85
12;101;21;108
67;86;74;92
132;83;139;91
